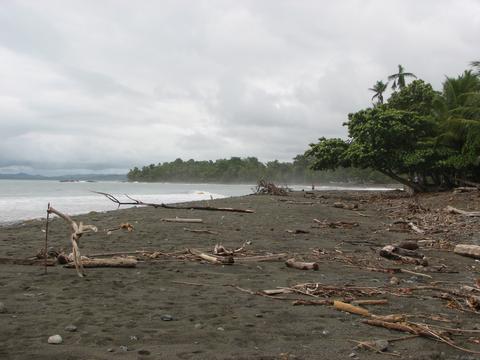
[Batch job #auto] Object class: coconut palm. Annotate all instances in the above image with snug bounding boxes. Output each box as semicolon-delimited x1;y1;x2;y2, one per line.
368;80;388;105
388;64;417;90
471;60;480;75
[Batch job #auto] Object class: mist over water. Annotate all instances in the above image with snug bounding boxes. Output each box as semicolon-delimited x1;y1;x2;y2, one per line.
0;180;396;223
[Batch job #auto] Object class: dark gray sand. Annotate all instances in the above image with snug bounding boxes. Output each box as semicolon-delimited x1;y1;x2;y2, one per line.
1;190;479;359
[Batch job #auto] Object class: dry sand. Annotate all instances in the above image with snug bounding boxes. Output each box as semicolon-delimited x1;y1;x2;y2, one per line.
1;190;479;360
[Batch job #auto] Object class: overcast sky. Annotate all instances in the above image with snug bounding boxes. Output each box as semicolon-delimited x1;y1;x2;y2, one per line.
0;0;479;175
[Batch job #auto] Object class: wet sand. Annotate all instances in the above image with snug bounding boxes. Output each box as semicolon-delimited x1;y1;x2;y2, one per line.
1;190;479;359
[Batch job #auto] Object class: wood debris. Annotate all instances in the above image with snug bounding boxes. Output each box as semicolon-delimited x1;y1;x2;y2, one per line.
253;180;289;196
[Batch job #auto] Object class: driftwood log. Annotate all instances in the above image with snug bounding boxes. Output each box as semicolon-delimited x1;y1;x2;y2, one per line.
63;257;137;268
285;258;319;270
445;206;480;217
379;245;428;266
162;217;203;223
94;191;254;213
454;244;480;259
47;206;98;277
188;248;234;265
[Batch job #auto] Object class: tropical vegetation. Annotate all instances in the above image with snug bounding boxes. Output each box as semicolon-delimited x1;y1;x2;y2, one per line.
307;63;480;192
127;156;391;184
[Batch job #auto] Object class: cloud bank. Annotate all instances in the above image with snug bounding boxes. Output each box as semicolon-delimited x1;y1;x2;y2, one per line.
0;0;478;174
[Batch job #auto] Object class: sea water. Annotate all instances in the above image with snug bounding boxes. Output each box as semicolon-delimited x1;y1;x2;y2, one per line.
0;180;396;224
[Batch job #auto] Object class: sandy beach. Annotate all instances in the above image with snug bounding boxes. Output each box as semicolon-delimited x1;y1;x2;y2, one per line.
1;190;480;360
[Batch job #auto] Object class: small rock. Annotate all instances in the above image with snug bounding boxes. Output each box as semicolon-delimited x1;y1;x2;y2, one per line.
194;323;203;329
138;349;151;356
160;314;173;321
321;330;330;336
119;345;128;352
217;327;225;331
389;276;400;285
255;313;263;318
130;335;138;341
373;339;389;352
64;325;77;332
107;348;114;352
47;335;63;344
0;302;7;313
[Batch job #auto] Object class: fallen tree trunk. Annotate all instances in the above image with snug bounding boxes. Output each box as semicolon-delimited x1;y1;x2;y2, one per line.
64;257;137;268
454;244;480;259
94;191;254;213
285;258;319;270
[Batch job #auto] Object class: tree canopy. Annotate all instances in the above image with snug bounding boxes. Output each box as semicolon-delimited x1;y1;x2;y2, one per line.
308;64;480;192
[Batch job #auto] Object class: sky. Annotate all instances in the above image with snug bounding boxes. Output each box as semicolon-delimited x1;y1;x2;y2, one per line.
0;0;479;175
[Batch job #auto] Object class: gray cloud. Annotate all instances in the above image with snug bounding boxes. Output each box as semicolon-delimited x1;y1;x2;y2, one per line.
0;0;479;174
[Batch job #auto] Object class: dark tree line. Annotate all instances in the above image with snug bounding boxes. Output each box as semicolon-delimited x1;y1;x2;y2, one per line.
127;156;391;184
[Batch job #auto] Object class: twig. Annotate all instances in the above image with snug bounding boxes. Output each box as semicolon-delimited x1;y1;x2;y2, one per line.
44;203;50;274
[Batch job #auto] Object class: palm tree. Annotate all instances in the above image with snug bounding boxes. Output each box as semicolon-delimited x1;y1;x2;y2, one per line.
388;65;417;90
368;80;388;105
471;60;480;75
433;70;480;172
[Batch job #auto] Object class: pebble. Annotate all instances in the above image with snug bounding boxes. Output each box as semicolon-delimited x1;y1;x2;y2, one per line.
373;339;389;352
160;314;173;321
389;276;400;285
194;323;203;329
119;345;129;352
47;335;63;344
0;302;6;313
217;327;225;331
107;348;114;352
64;325;77;332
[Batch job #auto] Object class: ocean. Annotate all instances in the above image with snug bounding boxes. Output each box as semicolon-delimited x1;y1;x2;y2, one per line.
0;180;396;224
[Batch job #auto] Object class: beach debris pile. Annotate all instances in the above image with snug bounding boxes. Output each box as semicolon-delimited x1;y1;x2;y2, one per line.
253;179;289;196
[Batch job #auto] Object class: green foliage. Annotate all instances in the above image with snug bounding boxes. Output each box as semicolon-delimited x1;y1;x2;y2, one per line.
368;80;388;105
388;64;417;90
127;156;390;184
307;137;350;170
308;64;480;191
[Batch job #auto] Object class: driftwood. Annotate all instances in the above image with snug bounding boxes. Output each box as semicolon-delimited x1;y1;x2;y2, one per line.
94;191;254;213
188;248;234;265
183;228;219;235
454;244;480;259
333;202;359;211
334;300;370;317
380;245;428;266
234;254;288;262
253;180;289;196
162;217;203;223
313;219;359;228
285;258;319;270
47;205;98;277
64;257;137;268
445;205;480;217
213;243;247;256
454;187;479;193
106;223;134;234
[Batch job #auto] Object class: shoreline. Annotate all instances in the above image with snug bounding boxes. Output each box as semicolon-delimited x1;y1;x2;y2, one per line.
1;189;478;359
